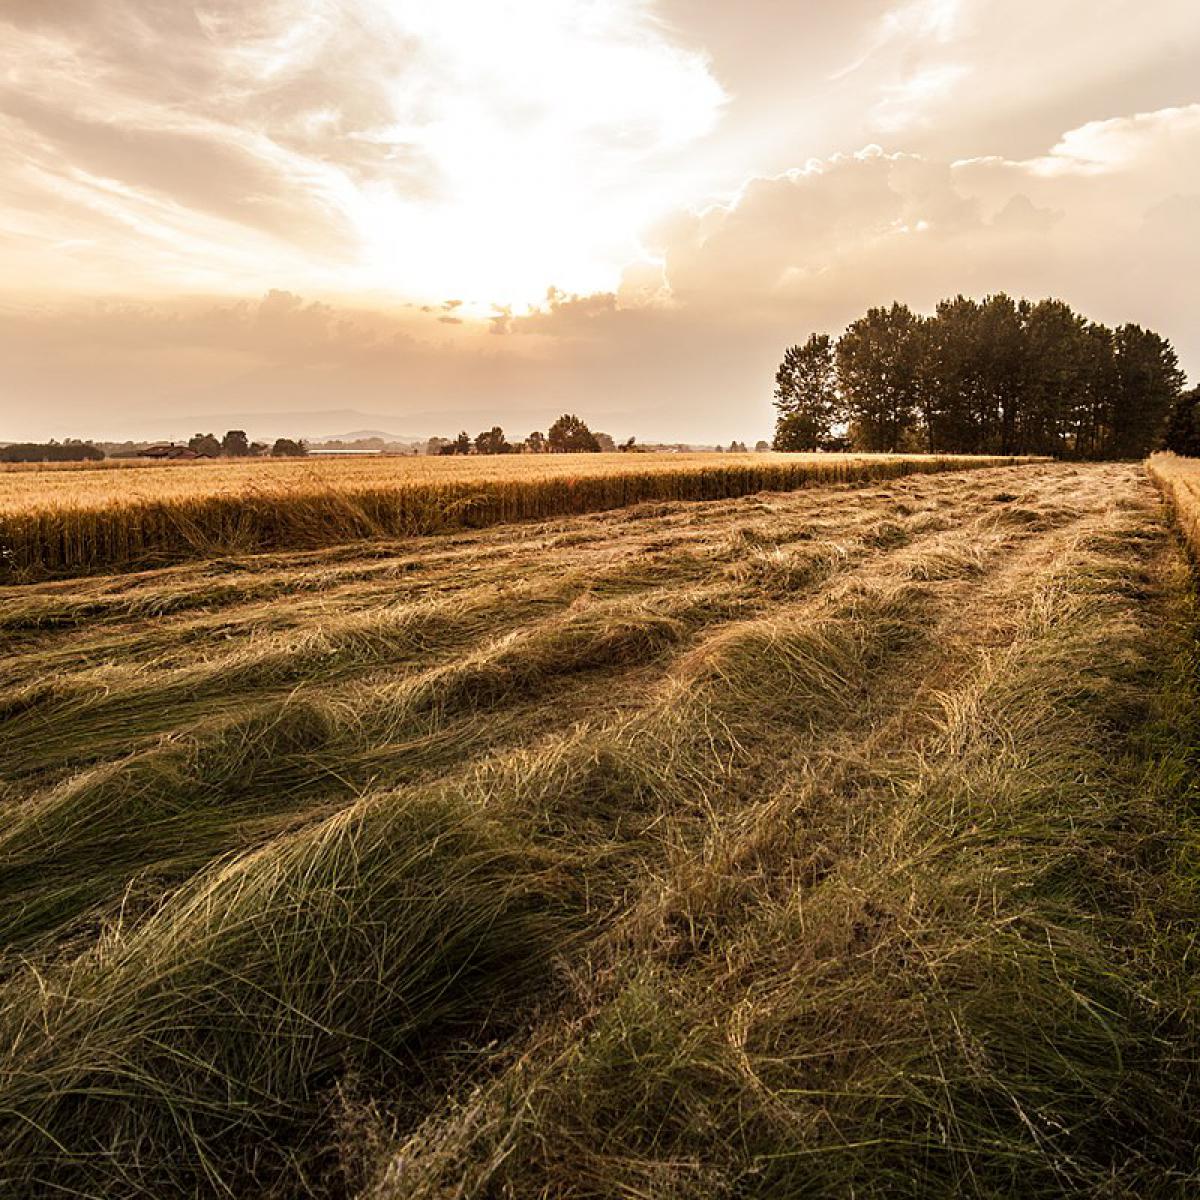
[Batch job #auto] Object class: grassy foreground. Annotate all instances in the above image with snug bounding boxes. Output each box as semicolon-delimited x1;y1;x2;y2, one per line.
0;462;1197;1197
0;452;1032;579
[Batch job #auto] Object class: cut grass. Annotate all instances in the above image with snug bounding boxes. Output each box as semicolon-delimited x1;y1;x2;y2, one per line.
361;470;1200;1199
0;461;1195;1198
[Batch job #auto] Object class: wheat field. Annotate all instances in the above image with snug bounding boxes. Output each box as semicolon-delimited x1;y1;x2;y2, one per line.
1149;451;1200;559
0;452;1032;579
1;459;1197;1198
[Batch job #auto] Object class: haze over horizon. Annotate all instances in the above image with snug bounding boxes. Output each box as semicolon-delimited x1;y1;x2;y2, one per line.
1;0;1198;444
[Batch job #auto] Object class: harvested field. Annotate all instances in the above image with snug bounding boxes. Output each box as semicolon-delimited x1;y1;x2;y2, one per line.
0;451;1032;579
0;460;1197;1198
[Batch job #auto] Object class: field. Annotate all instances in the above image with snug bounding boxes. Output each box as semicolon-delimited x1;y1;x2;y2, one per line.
1;459;1198;1197
0;451;1030;579
1150;451;1200;559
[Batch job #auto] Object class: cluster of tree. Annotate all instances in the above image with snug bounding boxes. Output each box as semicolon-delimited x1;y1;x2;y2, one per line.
1164;385;1200;457
428;414;615;456
188;432;307;458
773;295;1187;459
0;439;103;463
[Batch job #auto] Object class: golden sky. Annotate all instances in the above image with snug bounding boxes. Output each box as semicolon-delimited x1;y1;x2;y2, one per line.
1;0;1198;441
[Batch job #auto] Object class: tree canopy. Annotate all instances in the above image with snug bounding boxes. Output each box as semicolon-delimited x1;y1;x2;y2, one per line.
1164;386;1200;457
220;430;251;457
548;414;601;453
0;441;103;463
187;433;222;457
475;426;512;455
773;294;1186;459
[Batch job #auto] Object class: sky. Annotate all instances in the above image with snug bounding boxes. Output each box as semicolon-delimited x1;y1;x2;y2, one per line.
1;0;1198;443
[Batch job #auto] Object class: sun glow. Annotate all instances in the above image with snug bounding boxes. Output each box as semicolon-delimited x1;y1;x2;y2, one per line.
337;0;727;304
0;0;724;309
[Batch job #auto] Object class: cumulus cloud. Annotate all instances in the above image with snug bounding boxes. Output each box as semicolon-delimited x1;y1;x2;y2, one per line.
496;104;1200;328
488;103;1200;431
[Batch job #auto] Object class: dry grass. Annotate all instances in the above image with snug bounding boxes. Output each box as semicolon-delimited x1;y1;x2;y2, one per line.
1149;451;1200;560
0;452;1035;579
0;462;1195;1198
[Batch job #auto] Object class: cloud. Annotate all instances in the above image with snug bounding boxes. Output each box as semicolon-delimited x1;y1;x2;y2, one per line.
836;0;1200;152
1031;105;1200;176
2;102;1196;445
0;0;726;303
508;103;1200;324
871;65;970;133
990;194;1061;233
1;3;1197;444
491;103;1200;423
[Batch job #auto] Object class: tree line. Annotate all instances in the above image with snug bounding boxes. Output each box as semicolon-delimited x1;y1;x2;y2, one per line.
773;294;1187;459
428;413;622;455
0;439;104;463
187;432;306;457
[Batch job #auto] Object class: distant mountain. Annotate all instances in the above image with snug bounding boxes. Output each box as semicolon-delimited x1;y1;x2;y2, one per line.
81;406;637;447
165;410;430;444
310;429;423;444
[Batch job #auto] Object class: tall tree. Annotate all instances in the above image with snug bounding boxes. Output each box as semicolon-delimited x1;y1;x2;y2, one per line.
976;294;1025;454
1068;324;1118;459
474;426;511;455
836;304;924;452
548;414;600;453
1018;300;1086;456
773;334;841;451
1163;385;1200;456
1110;324;1186;458
221;429;250;457
921;296;980;452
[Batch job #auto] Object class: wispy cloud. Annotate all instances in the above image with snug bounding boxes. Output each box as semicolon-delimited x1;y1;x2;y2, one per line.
0;1;726;304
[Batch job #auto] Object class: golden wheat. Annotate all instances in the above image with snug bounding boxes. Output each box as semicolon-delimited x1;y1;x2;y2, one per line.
0;452;1036;579
1148;451;1200;560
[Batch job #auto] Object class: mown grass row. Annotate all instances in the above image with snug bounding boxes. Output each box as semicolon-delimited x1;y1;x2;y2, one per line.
0;569;943;1195
0;469;1057;1195
0;476;1007;956
1149;451;1200;560
363;479;1200;1198
0;454;1031;579
2;464;1186;1199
